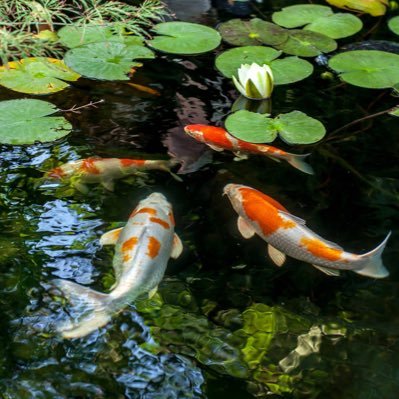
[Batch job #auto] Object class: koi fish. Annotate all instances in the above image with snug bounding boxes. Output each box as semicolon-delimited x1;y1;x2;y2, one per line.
184;124;314;175
53;192;183;338
223;183;390;278
46;157;181;192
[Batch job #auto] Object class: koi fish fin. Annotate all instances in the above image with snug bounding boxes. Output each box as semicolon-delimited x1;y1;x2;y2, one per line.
52;279;112;339
72;181;90;194
101;179;115;191
148;286;158;299
171;234;183;259
356;232;391;279
100;227;123;246
207;144;224;152
237;216;256;239
169;171;184;182
279;211;306;225
311;264;341;277
286;153;314;175
233;152;249;160
267;156;281;163
268;245;286;267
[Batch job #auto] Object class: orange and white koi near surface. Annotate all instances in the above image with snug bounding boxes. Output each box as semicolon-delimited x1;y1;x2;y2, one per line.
184;124;314;174
53;192;183;338
46;157;181;192
224;183;390;278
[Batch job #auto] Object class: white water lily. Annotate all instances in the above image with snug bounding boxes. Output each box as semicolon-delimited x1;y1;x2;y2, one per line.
232;63;274;100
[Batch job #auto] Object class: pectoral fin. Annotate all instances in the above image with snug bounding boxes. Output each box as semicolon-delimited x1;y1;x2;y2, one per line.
100;227;123;246
311;264;341;277
101;179;115;191
237;216;255;239
171;234;183;259
268;245;286;267
207;144;224;152
72;181;90;194
148;286;158;299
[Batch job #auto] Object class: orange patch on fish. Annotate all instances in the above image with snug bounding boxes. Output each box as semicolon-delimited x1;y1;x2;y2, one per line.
122;236;139;262
81;158;100;174
147;236;161;259
150;217;170;229
130;207;157;218
239;187;290;213
300;237;343;261
186;125;234;149
120;159;146;167
48;167;65;178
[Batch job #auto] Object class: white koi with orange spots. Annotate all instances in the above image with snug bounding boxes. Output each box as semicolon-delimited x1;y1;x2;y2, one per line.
224;184;390;278
53;193;183;338
184;124;314;174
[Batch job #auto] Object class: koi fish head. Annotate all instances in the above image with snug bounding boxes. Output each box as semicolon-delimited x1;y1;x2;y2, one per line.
223;184;245;211
184;125;206;142
136;192;172;215
46;166;66;179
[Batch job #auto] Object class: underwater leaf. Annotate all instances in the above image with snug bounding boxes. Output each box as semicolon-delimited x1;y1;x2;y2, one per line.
305;13;363;39
270;57;313;85
58;25;144;48
0;58;80;94
0;99;71;145
218;19;288;46
272;4;333;28
225;110;278;143
326;0;388;16
64;41;154;80
388;16;399;35
328;50;399;88
148;22;221;55
275;111;326;144
276;30;337;57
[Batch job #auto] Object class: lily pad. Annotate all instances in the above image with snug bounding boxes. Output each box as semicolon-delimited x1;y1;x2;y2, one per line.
218;19;288;46
64;41;154;80
270;57;313;85
0;58;80;94
225;110;277;143
148;22;221;55
276;30;337;57
328;50;399;88
0;99;72;145
272;4;333;28
388;106;399;117
275;111;326;144
58;25;144;48
388;16;399;36
326;0;388;16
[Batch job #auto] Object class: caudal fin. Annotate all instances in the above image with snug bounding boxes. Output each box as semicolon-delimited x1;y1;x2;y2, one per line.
53;279;112;339
286;153;314;175
355;232;391;278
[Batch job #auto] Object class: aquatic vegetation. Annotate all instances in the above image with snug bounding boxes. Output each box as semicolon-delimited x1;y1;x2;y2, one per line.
326;0;389;16
388;15;399;35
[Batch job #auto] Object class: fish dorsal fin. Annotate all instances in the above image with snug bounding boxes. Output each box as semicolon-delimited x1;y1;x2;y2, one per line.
237;216;256;239
171;233;183;259
100;227;123;246
268;245;287;267
279;210;306;225
311;264;341;277
207;144;224;152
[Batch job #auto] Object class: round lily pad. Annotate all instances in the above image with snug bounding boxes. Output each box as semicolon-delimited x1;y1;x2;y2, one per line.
272;4;333;28
270;57;313;85
225;110;277;143
64;41;154;80
0;99;72;145
388;16;399;36
148;22;221;55
218;19;288;46
0;58;80;94
276;30;337;57
328;50;399;88
275;111;326;144
326;0;387;17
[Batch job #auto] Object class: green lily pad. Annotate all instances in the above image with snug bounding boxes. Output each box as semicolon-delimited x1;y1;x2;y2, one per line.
275;111;326;144
225;110;277;143
148;22;221;55
276;30;337;57
0;99;72;145
328;50;399;88
218;19;288;46
388;16;399;35
0;58;80;94
58;25;144;48
270;57;313;85
272;4;333;28
64;41;154;80
388;106;399;116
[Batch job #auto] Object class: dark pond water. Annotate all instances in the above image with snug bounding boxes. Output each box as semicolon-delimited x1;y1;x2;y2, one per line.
0;1;399;398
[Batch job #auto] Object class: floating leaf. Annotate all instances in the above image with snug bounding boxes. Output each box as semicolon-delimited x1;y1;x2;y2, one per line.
388;106;399;117
388;16;399;35
276;30;337;57
328;50;399;88
0;99;72;145
148;22;221;55
0;58;80;94
225;110;277;143
326;0;388;16
272;5;333;28
274;111;326;144
218;19;288;46
270;57;313;85
64;41;154;80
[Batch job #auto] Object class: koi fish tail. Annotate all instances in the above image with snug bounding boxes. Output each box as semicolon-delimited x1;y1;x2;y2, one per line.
356;232;391;278
160;159;183;182
285;153;314;175
53;279;113;339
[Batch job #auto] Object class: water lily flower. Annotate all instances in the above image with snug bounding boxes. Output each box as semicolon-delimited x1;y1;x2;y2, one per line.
232;63;274;100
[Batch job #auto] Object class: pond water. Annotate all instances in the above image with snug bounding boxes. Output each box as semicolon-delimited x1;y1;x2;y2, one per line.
0;1;399;398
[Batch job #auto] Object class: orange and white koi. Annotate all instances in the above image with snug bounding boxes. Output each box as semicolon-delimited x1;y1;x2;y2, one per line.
46;157;181;192
53;192;183;338
224;183;390;278
184;124;314;174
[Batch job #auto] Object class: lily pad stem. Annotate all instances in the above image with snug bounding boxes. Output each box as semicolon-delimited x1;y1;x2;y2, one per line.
60;99;105;114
